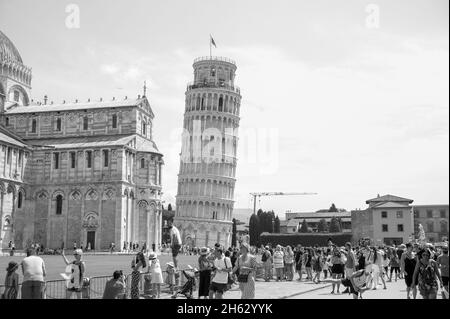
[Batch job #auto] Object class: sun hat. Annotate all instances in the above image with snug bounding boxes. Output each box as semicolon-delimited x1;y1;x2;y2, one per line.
6;261;19;272
148;252;157;260
166;261;175;268
74;249;83;255
200;247;209;255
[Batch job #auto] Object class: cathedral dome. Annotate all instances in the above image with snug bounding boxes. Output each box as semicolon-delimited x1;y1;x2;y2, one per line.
0;30;23;64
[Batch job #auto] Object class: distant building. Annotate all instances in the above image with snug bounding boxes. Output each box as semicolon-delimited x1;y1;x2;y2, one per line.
352;194;414;245
282;211;351;234
413;205;449;242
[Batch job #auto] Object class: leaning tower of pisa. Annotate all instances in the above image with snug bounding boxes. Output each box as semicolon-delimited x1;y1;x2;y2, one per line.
174;56;241;248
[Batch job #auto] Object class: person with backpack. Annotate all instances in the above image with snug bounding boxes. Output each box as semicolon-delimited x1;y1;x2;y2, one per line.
209;245;232;299
261;246;273;282
62;248;86;299
413;247;444;299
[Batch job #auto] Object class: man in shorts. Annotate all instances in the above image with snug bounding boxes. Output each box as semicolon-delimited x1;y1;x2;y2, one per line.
209;244;232;299
167;219;182;270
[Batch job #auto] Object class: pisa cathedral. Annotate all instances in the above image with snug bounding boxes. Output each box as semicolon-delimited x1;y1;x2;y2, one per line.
174;56;241;248
0;30;163;250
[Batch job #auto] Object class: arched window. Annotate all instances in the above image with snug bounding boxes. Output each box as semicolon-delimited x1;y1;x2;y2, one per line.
18;191;23;209
218;97;223;112
56;195;63;215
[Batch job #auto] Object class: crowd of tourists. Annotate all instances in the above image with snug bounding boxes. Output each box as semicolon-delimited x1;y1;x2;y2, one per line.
1;222;448;300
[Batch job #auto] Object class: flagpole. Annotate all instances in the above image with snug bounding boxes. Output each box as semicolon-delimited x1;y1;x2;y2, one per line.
209;35;212;59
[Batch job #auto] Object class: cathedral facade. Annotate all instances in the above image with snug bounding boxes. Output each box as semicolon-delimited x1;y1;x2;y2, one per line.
174;56;241;248
0;30;163;250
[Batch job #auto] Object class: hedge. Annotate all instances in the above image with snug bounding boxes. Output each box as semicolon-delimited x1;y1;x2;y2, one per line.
259;232;353;247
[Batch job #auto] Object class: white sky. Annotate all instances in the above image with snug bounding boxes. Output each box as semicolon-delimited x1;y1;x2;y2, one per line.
1;0;448;219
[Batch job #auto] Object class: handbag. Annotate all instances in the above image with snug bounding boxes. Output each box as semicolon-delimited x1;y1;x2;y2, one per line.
236;258;249;283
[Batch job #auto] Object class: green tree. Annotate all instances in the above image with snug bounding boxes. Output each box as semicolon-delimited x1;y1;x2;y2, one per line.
300;219;309;233
232;218;237;247
249;213;261;246
317;218;328;232
329;203;338;212
329;216;341;233
274;216;280;233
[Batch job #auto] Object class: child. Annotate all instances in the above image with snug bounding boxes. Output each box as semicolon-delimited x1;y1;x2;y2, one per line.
148;252;163;299
171;265;198;299
165;262;176;295
2;261;19;299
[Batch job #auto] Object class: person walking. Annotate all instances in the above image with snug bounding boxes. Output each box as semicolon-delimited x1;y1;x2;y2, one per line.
388;247;400;282
21;248;46;299
62;248;86;299
2;261;19;299
412;248;444;299
232;242;257;299
401;242;418;299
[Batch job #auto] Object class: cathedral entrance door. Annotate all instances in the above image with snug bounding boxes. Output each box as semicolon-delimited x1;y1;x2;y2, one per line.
87;231;95;250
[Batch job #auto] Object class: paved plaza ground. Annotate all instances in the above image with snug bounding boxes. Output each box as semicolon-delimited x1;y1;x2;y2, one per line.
1;253;446;299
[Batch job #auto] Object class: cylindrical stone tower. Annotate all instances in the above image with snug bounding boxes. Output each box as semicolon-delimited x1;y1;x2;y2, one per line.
174;56;241;249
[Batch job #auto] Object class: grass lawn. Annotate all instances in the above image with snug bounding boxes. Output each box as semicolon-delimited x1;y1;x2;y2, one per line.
0;252;200;284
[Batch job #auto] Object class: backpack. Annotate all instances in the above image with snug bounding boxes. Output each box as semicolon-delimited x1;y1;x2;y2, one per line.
261;252;268;262
352;271;367;290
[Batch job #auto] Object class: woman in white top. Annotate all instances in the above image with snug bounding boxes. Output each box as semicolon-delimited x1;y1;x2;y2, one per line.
273;245;285;281
209;245;232;299
148;252;164;298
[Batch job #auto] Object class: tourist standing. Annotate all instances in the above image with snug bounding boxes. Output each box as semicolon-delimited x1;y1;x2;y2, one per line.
209;245;232;299
437;246;449;295
261;246;273;282
273;245;284;282
148;252;163;299
284;246;295;281
130;252;147;299
21;248;46;299
167;219;182;271
233;242;257;299
412;248;444;299
62;248;86;299
312;249;323;283
198;247;212;299
304;248;313;281
2;261;19;299
401;242;418;299
388;247;400;282
295;245;304;281
330;246;344;294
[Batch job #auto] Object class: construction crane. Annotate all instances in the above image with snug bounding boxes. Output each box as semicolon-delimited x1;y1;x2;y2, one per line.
250;192;318;215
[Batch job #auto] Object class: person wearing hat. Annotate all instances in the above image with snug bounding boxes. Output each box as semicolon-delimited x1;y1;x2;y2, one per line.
2;261;19;299
198;247;212;299
62;248;86;299
148;252;163;298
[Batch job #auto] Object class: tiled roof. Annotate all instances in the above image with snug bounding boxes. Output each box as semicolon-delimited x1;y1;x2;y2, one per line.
366;194;413;204
0;125;28;148
26;134;161;154
288;211;351;219
6;98;146;114
370;201;410;209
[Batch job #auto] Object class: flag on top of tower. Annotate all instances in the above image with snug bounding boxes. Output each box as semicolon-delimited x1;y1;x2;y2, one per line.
210;35;217;48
